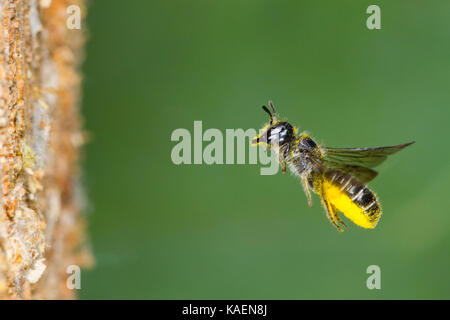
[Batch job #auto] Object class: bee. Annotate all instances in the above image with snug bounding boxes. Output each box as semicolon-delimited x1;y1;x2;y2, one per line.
251;101;414;232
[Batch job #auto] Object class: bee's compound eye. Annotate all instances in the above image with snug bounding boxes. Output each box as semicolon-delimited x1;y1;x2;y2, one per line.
285;123;294;137
268;123;292;144
270;127;282;136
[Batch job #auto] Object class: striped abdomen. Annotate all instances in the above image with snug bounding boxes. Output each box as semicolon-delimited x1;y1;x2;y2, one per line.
322;170;381;229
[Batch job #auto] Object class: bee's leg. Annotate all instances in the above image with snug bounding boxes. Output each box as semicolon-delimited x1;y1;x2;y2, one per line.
280;145;290;174
278;155;287;174
321;196;344;232
301;177;312;207
281;161;286;174
334;211;347;228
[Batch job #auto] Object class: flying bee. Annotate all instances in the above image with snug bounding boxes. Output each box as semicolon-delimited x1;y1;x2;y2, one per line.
251;101;414;232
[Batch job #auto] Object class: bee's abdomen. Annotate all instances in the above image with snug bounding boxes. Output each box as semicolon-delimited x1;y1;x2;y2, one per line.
347;184;380;219
324;171;381;228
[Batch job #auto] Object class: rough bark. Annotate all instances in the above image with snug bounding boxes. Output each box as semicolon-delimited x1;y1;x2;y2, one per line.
0;0;91;299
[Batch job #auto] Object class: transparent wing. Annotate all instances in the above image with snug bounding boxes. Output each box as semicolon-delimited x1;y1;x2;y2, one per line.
309;153;378;184
323;141;414;169
323;162;378;183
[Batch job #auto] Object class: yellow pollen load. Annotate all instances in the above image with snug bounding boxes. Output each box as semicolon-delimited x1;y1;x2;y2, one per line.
322;179;376;229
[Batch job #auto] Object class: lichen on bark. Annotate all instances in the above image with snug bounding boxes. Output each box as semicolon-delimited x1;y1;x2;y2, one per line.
0;0;91;299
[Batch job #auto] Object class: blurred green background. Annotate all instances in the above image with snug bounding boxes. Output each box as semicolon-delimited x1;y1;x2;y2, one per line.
80;0;450;299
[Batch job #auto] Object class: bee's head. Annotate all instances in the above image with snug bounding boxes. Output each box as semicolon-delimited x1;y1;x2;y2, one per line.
251;101;294;147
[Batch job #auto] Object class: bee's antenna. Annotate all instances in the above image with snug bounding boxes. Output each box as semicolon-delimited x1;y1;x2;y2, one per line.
268;100;277;117
262;105;273;124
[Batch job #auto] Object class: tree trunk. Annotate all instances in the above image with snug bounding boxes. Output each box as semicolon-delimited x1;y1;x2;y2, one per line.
0;0;91;299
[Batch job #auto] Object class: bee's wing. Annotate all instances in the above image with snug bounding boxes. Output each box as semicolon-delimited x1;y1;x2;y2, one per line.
322;141;414;169
323;161;378;183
